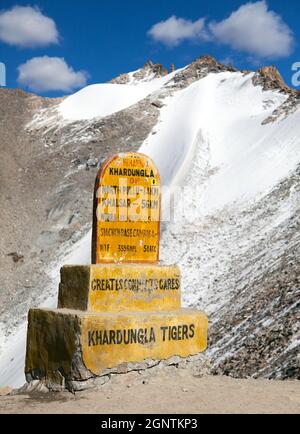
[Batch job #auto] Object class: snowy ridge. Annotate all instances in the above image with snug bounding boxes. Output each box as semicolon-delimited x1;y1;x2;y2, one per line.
58;70;178;121
141;71;295;209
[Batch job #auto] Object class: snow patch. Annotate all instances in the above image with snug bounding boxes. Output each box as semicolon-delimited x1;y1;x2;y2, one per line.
58;71;177;121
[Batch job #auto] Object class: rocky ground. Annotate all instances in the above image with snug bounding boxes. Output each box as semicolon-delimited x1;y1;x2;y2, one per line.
161;162;300;379
0;371;299;414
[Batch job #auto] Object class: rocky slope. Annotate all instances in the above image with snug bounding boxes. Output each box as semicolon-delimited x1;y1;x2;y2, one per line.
0;56;300;386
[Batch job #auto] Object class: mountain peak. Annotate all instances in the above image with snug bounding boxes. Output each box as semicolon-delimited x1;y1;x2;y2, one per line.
109;55;236;87
134;60;168;80
172;54;237;87
252;66;292;93
192;55;236;71
110;60;168;84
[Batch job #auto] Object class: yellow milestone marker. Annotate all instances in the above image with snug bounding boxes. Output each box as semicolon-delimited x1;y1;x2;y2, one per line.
92;153;160;264
25;152;208;390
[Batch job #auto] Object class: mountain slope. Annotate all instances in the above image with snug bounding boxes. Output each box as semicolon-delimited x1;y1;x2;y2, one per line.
0;56;300;387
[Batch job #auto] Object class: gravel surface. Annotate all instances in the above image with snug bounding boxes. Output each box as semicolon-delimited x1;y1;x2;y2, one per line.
0;373;299;414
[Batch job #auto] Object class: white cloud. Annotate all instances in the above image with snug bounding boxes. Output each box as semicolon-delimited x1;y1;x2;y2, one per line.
0;5;59;48
17;56;88;93
148;2;294;59
209;1;294;59
148;15;209;47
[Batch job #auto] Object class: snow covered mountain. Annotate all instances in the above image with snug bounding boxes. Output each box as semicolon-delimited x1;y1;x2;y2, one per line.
1;56;300;387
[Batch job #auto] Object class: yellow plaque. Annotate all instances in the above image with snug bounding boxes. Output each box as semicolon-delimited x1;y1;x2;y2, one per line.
89;264;180;312
58;264;181;312
81;309;208;375
92;153;160;264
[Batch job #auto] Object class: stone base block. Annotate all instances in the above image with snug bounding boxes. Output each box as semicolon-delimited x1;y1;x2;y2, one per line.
58;263;181;312
25;308;208;387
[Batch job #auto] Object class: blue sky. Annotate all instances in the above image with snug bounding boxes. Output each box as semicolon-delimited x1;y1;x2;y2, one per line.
0;0;300;96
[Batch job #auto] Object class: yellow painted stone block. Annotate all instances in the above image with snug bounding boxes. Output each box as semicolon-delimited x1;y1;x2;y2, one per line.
58;263;181;312
25;308;208;380
81;309;208;375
